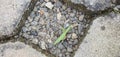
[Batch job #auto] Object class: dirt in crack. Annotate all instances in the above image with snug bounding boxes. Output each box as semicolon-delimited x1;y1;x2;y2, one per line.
14;0;86;57
19;0;93;57
0;0;116;57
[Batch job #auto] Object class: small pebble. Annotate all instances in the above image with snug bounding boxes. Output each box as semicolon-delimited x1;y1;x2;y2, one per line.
79;15;84;21
67;34;71;39
38;10;44;15
31;21;38;26
58;53;63;57
56;49;61;56
62;48;67;53
63;41;68;48
65;14;69;18
57;12;62;20
25;22;30;27
40;8;48;12
34;16;40;22
64;23;69;28
57;43;65;49
72;39;78;45
44;12;49;17
54;1;62;8
22;33;30;39
78;24;83;34
68;41;73;44
39;0;44;3
30;11;35;18
22;27;28;33
28;16;33;22
39;41;46;50
30;30;38;36
47;43;53;49
72;33;78;39
70;13;75;17
34;6;38;11
45;2;54;9
32;38;38;44
45;0;49;2
66;55;71;57
62;5;66;10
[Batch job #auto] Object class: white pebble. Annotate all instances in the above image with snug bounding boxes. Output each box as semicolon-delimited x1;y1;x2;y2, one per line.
45;2;54;9
79;15;84;21
57;12;62;20
72;33;78;39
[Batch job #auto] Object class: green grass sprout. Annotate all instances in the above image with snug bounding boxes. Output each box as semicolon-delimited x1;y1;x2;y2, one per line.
54;25;72;45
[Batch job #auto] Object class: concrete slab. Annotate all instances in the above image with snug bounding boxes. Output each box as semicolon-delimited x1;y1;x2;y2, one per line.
0;0;31;38
74;13;120;57
0;41;46;57
69;0;115;11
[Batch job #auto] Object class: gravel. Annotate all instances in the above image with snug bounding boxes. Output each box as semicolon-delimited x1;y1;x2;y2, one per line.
20;0;86;57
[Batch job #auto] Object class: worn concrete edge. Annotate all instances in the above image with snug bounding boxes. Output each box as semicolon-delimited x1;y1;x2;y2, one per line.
71;11;120;57
17;36;56;57
73;12;120;57
62;0;117;15
0;0;38;40
72;12;120;57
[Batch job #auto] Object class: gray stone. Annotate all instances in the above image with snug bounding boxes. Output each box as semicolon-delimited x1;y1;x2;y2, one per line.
0;0;31;38
39;0;44;3
58;43;65;49
67;34;72;39
114;5;120;11
0;41;46;57
74;13;120;57
31;21;38;26
47;43;53;49
54;1;63;8
72;39;78;45
63;41;68;48
70;0;115;11
78;23;83;34
22;27;28;33
62;49;67;53
30;30;38;36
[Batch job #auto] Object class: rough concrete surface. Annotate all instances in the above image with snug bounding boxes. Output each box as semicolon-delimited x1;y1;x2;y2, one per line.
0;0;31;38
0;41;46;57
70;0;115;11
74;13;120;57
